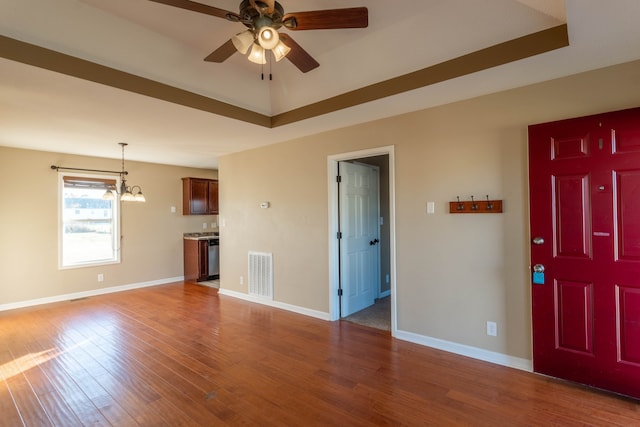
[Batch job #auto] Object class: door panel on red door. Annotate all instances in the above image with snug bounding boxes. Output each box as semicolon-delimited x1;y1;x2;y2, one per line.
553;174;592;258
529;107;640;399
613;128;640;153
552;135;590;159
614;170;640;260
555;279;593;354
616;285;640;366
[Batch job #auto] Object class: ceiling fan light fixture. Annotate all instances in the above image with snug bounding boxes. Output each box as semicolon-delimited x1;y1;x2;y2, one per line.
157;2;370;73
257;26;280;50
232;30;254;54
272;40;291;62
282;17;297;29
248;43;266;64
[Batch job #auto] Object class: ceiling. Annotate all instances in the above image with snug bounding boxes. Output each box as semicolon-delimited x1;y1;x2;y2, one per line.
1;0;639;168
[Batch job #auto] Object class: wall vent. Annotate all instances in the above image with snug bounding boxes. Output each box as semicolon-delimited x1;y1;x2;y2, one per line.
248;252;273;299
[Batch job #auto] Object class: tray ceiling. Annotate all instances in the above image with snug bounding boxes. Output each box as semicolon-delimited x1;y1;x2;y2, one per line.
1;1;639;168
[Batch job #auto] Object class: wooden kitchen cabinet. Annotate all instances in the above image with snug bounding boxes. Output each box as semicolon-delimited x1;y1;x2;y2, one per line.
207;179;218;214
182;177;218;215
184;239;209;282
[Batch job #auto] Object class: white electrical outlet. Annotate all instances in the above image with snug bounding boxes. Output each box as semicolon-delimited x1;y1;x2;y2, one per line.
97;274;104;282
170;206;176;213
487;321;497;336
202;222;208;229
211;222;216;228
240;276;244;285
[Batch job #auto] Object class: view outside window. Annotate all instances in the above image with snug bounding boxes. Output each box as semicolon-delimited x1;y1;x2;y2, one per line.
60;174;119;267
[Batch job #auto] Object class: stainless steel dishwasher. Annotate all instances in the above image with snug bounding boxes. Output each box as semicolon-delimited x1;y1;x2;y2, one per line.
207;238;219;279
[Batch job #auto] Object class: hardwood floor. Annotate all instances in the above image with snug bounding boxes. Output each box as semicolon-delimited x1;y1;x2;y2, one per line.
1;282;639;426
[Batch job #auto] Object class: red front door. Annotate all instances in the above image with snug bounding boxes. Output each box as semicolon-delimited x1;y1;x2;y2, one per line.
529;107;640;398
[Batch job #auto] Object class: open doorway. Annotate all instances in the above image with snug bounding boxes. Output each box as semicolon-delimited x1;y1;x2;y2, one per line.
327;146;396;334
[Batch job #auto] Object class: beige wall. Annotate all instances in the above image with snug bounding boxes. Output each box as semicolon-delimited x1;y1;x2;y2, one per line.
0;147;217;306
219;59;640;360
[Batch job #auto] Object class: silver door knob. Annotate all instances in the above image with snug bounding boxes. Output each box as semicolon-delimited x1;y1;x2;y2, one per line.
533;264;545;273
532;237;545;245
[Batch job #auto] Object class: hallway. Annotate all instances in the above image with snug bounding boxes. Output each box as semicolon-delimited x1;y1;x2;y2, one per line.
343;296;390;331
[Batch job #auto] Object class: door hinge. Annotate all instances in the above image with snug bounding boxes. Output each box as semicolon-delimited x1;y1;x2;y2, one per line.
338;288;343;296
336;175;342;183
337;231;342;239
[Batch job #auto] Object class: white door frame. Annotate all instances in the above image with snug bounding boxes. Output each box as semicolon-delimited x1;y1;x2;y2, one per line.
327;146;397;335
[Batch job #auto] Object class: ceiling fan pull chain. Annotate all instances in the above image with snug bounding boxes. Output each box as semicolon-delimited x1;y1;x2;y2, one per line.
269;52;273;81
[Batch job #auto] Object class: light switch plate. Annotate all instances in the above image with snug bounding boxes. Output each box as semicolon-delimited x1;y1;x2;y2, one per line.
427;201;435;214
487;321;497;336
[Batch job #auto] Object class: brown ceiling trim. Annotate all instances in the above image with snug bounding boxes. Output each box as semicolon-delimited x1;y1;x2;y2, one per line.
1;24;568;130
0;35;271;127
270;24;569;127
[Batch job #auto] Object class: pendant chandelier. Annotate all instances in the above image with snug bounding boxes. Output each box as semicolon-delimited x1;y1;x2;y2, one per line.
102;142;146;202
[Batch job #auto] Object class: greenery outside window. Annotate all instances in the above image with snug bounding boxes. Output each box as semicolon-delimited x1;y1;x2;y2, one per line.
59;173;120;268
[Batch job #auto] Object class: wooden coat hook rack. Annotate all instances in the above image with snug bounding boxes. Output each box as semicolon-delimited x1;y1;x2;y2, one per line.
449;195;503;214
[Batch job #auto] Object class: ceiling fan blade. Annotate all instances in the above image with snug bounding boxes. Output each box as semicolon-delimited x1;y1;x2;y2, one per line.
148;0;239;21
204;39;237;63
283;7;368;31
279;34;319;73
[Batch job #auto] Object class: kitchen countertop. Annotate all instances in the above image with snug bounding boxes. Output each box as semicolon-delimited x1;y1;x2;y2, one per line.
184;232;219;240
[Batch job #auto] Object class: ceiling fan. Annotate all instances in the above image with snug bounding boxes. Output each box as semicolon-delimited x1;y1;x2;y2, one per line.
149;0;368;73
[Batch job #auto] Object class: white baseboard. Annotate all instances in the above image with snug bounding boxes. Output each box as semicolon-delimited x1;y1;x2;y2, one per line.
0;276;184;312
395;329;533;372
218;288;331;321
217;289;530;372
3;278;532;373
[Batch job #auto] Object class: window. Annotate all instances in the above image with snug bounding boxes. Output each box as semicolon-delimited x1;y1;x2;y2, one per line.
59;173;120;268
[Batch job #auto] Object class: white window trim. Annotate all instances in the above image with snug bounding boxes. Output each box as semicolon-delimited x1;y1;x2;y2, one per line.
58;172;121;270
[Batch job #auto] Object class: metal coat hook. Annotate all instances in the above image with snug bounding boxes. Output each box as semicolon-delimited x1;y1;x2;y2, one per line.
486;195;493;210
456;196;464;211
470;195;478;210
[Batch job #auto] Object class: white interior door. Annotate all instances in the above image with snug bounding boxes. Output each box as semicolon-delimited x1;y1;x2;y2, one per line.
339;161;379;317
